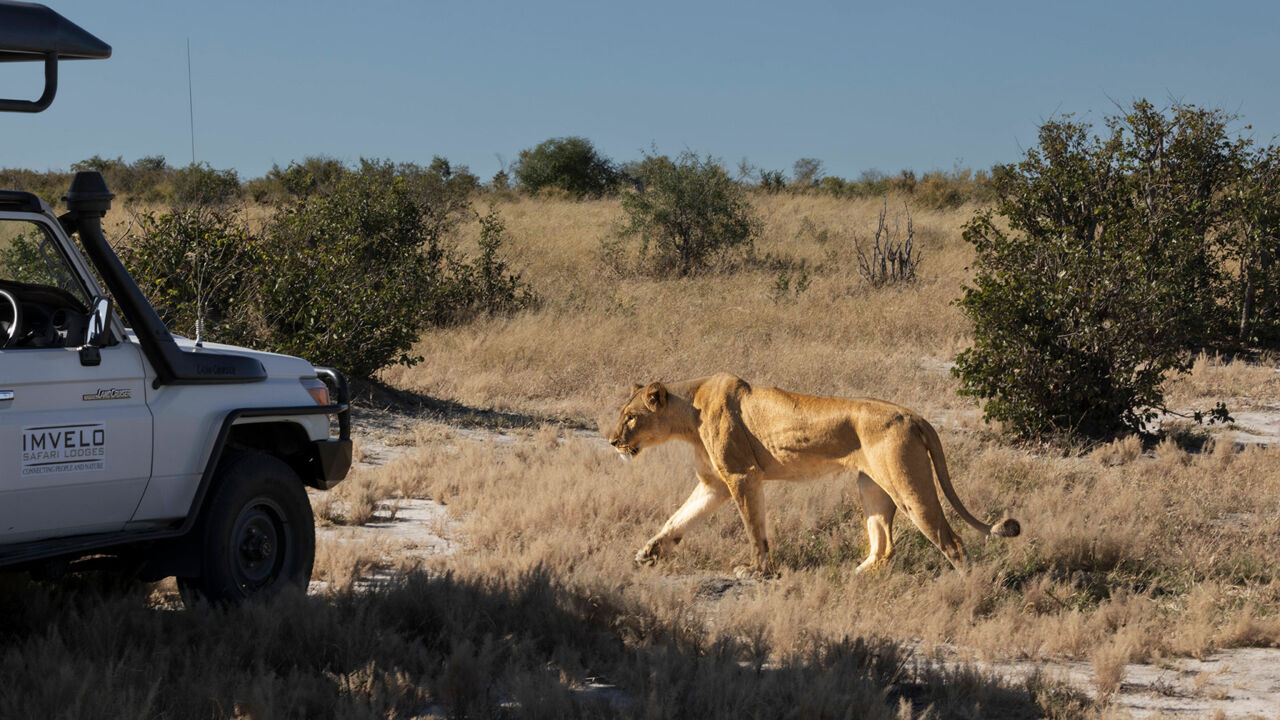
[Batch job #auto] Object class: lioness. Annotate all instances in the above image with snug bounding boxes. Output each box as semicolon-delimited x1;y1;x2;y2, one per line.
608;374;1019;576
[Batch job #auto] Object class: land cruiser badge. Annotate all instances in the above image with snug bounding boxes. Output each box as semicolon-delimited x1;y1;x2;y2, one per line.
83;388;131;401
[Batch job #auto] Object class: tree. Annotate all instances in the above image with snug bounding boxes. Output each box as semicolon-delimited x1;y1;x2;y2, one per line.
1225;143;1280;343
514;137;617;198
792;158;824;187
617;151;760;276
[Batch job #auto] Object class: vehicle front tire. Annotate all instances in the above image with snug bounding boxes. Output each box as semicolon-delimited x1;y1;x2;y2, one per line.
178;450;314;607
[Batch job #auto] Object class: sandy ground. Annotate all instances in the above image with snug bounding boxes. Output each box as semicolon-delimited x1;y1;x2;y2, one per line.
327;390;1280;718
979;649;1280;718
1224;405;1280;446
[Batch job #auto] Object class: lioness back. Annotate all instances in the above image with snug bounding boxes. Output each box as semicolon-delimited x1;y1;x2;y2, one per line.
734;383;924;475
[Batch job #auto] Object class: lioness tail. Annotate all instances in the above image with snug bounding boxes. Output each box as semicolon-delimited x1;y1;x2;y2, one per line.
915;419;1021;538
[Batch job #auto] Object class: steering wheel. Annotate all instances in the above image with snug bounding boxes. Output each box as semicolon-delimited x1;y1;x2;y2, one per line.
0;289;21;348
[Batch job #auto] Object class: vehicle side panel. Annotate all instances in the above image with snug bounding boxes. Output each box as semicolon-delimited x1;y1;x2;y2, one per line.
0;343;152;542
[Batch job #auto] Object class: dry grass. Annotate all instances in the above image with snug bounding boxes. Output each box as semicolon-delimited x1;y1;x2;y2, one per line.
1090;639;1131;702
378;194;1280;714
312;532;383;594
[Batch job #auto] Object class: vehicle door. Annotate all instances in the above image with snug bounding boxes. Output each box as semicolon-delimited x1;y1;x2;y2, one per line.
0;214;153;543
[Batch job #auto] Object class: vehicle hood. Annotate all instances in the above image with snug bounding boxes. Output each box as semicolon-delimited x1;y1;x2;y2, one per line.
126;330;318;378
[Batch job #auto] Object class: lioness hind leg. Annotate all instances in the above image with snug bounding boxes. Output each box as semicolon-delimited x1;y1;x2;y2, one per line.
878;448;969;572
901;499;969;572
635;477;730;567
855;473;896;574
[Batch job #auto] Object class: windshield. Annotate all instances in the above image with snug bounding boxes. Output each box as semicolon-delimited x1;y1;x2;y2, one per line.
0;218;90;305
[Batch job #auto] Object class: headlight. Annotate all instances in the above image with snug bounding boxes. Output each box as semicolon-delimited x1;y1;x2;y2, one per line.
300;377;330;406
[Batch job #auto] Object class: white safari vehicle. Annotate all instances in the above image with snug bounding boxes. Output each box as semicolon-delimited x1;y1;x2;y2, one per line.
0;2;352;605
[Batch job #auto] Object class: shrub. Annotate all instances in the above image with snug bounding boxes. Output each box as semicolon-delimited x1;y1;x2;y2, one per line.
122;163;531;379
430;209;537;325
249;156;349;202
378;157;478;245
68;155;173;203
1224;142;1280;344
792;158;824;187
118;209;261;345
255;171;442;378
953;103;1239;440
173;162;241;205
514;137;617;198
617;151;761;276
758;169;787;193
853;199;920;287
0;167;70;205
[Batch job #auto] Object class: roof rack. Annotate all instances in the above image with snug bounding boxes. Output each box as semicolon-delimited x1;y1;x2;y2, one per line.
0;1;111;113
0;189;46;212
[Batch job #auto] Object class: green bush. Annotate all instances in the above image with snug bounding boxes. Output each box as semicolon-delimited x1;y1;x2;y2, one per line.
0;167;70;205
803;167;992;206
121;164;531;379
71;155;174;202
255;171;444;378
364;157;478;246
1227;143;1280;344
514;136;618;198
429;209;537;325
249;156;349;202
173;162;241;205
118;209;260;344
489;169;511;192
954;102;1245;440
618;151;760;276
758;169;787;193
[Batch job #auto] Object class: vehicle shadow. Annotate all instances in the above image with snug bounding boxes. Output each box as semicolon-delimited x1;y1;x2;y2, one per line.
350;377;594;432
0;566;1059;719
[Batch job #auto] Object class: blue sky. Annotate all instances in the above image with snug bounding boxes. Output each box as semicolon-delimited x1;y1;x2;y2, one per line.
2;0;1277;182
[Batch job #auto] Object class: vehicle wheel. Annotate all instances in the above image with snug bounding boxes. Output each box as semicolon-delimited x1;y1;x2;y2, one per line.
177;450;314;607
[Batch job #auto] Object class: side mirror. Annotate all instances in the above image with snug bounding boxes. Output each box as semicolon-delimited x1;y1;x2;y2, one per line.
87;296;113;348
80;296;112;366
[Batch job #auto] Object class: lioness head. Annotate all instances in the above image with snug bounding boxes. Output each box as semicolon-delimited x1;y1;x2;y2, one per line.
608;382;671;460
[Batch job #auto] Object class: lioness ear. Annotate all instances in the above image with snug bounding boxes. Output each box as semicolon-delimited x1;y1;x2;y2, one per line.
644;382;668;411
631;383;643;394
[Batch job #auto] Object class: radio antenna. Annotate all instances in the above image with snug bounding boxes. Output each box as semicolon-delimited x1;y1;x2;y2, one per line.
187;37;196;165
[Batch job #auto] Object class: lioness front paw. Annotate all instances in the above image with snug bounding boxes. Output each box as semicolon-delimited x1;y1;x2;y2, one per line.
634;543;660;567
733;564;780;581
